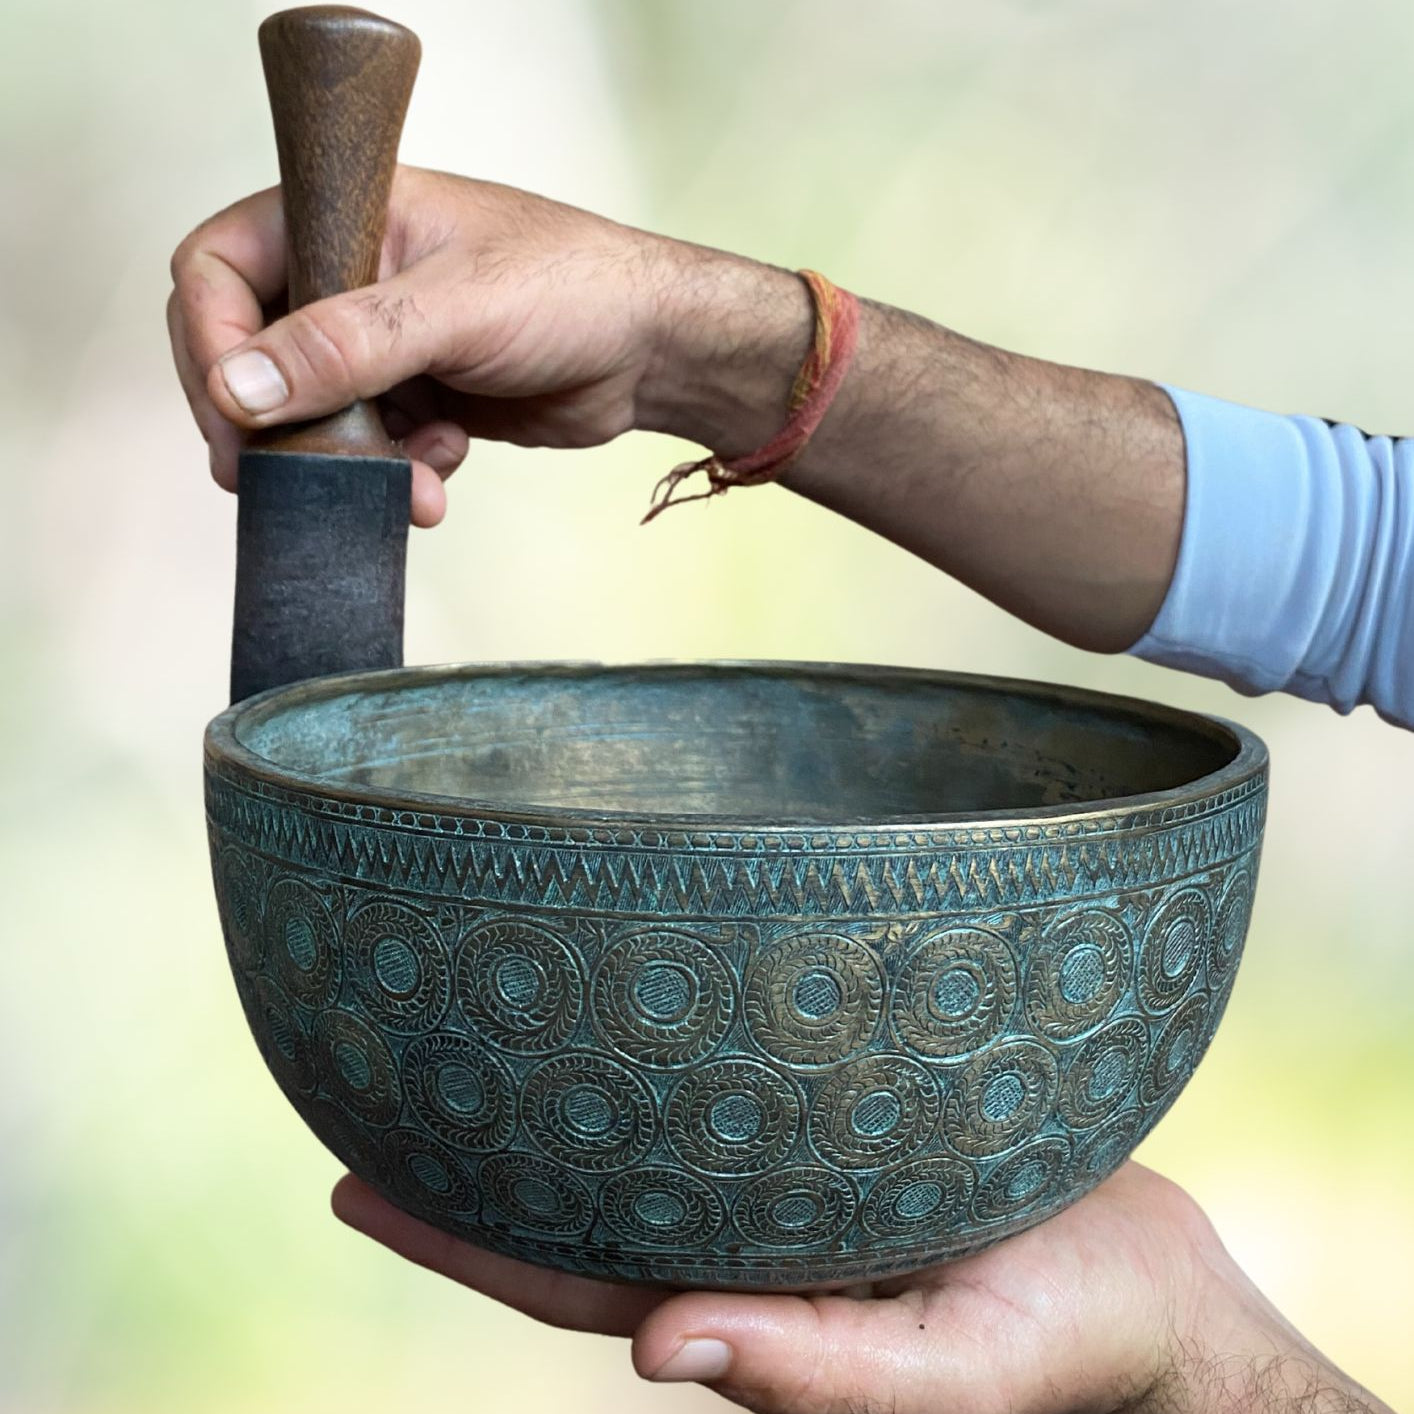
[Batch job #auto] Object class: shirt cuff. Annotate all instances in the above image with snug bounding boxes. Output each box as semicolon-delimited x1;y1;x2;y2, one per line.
1131;384;1349;705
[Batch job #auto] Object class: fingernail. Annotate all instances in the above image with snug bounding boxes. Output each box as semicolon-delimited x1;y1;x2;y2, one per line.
219;350;288;414
650;1338;733;1383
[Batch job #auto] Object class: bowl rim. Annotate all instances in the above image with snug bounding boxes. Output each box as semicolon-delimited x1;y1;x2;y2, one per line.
204;659;1268;832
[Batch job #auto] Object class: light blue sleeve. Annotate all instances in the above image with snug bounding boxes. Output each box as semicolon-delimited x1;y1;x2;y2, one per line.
1130;385;1414;730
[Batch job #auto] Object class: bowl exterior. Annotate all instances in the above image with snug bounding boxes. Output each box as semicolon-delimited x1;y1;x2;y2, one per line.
206;728;1264;1289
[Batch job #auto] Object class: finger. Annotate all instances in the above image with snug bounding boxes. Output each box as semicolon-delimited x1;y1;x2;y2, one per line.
633;1288;960;1413
166;290;243;491
395;418;464;525
170;190;286;489
379;375;443;439
403;419;469;478
383;386;533;446
331;1176;666;1336
170;187;286;374
207;266;445;429
410;460;448;528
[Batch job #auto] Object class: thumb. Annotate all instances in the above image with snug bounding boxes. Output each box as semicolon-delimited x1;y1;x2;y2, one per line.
631;1290;953;1414
206;271;436;428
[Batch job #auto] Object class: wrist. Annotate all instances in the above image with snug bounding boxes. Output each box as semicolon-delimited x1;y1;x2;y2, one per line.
634;243;814;459
1152;1260;1390;1414
1153;1343;1389;1414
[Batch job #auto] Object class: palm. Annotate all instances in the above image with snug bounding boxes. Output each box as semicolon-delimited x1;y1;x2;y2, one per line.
332;1161;1204;1414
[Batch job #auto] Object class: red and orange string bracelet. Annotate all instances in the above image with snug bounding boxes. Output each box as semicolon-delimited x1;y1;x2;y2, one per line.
641;269;861;523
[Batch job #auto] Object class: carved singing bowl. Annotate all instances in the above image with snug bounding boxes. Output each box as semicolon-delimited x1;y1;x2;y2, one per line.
205;661;1266;1289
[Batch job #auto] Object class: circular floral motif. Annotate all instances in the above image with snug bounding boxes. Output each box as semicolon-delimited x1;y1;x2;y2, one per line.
599;1166;727;1248
216;847;263;974
313;1009;402;1127
944;1040;1059;1157
382;1129;478;1216
479;1152;594;1238
744;933;884;1066
347;898;452;1033
1140;994;1211;1107
891;927;1018;1059
860;1156;975;1241
733;1166;858;1249
1070;1110;1143;1190
1209;866;1254;984
973;1138;1072;1222
590;929;733;1067
667;1059;803;1176
1138;888;1210;1013
247;977;315;1097
522;1051;656;1173
264;877;341;1008
404;1032;517;1153
807;1053;942;1170
1025;909;1131;1041
1058;1017;1149;1129
455;920;585;1054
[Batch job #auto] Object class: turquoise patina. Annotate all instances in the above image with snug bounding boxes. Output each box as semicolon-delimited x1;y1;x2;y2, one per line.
205;661;1265;1289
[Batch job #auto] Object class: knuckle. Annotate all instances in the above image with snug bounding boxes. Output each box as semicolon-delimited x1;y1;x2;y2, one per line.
169;235;194;285
773;1310;841;1414
280;305;367;401
169;223;210;285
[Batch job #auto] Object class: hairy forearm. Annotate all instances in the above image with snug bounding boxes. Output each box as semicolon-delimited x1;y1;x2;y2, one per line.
640;251;1185;653
1142;1245;1396;1414
1146;1348;1393;1414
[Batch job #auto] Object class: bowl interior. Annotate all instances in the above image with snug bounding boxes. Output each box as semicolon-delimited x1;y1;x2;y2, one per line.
230;664;1241;822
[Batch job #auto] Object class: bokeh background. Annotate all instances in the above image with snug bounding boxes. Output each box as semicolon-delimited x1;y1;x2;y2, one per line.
5;0;1414;1408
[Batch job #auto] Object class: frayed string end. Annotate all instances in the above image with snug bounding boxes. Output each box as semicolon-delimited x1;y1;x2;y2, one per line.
641;270;860;524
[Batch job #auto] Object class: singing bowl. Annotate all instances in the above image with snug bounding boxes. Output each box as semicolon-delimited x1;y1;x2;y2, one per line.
205;661;1266;1289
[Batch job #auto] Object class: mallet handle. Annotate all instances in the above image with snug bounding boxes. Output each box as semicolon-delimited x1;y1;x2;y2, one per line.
255;5;420;457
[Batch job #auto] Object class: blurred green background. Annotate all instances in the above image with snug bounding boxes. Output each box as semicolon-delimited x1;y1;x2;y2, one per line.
4;0;1414;1408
